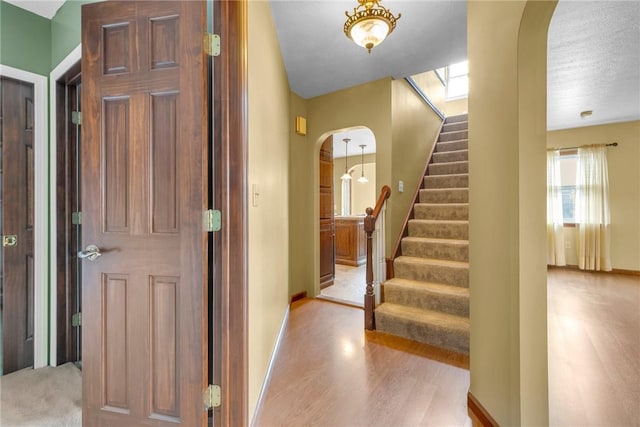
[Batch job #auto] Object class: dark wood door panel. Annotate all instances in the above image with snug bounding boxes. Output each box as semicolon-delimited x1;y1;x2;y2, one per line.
81;1;207;425
1;77;35;374
319;134;335;290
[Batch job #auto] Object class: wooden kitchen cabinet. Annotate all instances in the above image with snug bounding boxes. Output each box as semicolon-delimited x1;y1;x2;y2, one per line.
335;216;366;267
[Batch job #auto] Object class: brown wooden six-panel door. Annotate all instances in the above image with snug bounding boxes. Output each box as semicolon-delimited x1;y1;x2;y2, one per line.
81;1;208;425
1;77;35;375
319;136;335;289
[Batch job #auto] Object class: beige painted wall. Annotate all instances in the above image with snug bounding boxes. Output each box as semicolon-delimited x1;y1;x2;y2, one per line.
468;1;555;424
390;79;443;250
289;78;393;299
247;1;290;421
350;163;377;215
548;120;640;271
288;77;443;299
445;97;468;116
288;91;310;301
412;70;446;113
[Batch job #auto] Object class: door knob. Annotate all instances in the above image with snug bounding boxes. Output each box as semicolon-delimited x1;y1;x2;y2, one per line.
3;235;18;247
78;244;102;261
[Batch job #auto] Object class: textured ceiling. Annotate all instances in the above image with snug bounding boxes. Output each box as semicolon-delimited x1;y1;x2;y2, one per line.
547;1;640;130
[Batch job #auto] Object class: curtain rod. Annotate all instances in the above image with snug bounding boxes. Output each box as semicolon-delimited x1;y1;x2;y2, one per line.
547;142;618;152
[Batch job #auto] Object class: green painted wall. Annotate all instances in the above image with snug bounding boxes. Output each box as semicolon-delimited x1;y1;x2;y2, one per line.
0;1;51;75
50;0;97;68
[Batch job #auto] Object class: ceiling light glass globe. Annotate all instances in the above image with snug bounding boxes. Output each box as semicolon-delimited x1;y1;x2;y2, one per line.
350;18;390;52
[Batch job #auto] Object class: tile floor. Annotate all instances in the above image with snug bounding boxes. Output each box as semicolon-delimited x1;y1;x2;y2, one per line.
319;263;366;307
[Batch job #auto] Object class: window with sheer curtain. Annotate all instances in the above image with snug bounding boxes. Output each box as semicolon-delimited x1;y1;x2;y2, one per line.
575;146;612;271
547;151;566;266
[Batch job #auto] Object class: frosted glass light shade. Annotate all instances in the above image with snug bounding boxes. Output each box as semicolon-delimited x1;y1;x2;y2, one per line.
341;172;352;181
357;175;369;183
349;18;390;52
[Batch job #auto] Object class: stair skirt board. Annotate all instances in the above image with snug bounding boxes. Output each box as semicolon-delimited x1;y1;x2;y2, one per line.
376;113;469;354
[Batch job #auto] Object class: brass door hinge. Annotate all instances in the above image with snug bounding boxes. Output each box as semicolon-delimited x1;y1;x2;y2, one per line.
72;312;82;327
204;384;221;410
204;209;221;232
71;111;82;125
72;211;82;225
204;33;220;57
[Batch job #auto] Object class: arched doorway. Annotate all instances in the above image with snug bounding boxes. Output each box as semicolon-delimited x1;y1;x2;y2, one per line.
317;128;376;306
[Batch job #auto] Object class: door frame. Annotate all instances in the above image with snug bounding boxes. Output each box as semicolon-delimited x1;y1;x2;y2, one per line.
48;44;82;367
0;64;48;369
215;1;249;423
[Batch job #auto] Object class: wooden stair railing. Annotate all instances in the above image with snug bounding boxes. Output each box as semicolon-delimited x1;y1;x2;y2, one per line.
364;185;392;330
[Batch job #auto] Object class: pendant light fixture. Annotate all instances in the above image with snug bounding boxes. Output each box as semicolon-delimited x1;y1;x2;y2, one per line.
357;144;369;183
340;138;352;181
344;0;401;54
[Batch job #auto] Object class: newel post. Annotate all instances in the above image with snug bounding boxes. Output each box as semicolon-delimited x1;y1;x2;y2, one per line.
364;207;376;330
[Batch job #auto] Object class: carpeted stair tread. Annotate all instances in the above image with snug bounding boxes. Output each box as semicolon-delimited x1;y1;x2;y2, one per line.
408;219;469;239
432;149;468;163
438;130;468;142
419;188;468;203
424;173;468;189
442;121;468;132
413;203;469;220
395;255;469;269
394;256;469;287
401;236;469;262
444;114;468;124
428;160;468;175
375;303;469;353
382;278;469;316
434;139;468;152
376;113;470;354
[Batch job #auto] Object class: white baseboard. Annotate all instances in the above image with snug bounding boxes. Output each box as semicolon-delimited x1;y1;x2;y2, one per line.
250;306;290;426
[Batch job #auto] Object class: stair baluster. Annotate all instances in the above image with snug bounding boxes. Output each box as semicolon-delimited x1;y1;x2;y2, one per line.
364;185;391;330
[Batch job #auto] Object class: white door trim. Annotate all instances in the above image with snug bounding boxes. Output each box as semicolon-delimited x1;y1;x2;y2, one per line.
0;64;49;369
48;44;82;367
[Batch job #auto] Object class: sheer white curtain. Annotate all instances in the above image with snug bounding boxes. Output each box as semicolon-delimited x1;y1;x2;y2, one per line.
547;151;566;265
575;146;612;271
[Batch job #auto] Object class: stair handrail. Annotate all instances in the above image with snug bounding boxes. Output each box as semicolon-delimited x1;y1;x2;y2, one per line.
364;185;392;330
387;120;445;278
405;76;446;121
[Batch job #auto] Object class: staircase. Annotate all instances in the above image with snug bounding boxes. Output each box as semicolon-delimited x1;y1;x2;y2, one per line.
376;114;469;354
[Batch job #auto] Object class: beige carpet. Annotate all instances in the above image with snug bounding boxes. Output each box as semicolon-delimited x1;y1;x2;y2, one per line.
376;113;470;354
0;363;81;427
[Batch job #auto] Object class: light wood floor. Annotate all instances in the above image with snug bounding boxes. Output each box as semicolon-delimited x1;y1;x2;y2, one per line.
254;269;639;426
253;298;472;426
548;268;639;426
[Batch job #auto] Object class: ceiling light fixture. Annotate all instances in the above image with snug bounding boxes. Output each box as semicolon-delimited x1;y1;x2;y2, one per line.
357;144;369;183
344;0;401;54
341;138;352;181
